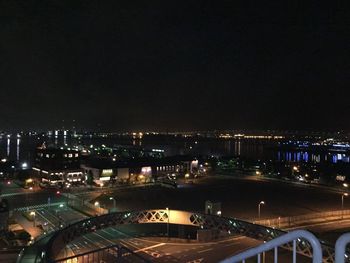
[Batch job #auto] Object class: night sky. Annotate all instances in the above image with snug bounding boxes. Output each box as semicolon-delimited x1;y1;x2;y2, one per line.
0;2;348;131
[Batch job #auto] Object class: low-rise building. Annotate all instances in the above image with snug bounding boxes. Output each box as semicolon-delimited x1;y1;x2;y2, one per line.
32;147;84;185
82;156;196;185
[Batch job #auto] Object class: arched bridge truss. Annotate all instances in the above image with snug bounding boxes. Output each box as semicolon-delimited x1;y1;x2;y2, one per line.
26;209;335;263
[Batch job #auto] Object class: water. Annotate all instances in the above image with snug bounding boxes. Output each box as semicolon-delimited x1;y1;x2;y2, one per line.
0;135;348;166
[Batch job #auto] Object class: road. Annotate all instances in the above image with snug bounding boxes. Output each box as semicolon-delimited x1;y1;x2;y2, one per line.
58;225;312;263
8;175;350;262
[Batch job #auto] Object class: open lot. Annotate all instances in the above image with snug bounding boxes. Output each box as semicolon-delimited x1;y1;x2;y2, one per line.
95;175;348;221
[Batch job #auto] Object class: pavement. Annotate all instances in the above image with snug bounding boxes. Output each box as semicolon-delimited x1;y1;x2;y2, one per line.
13;212;43;239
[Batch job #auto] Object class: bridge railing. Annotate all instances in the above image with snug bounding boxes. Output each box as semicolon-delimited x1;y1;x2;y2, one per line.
335;233;350;263
220;230;323;263
21;209;337;262
53;244;150;263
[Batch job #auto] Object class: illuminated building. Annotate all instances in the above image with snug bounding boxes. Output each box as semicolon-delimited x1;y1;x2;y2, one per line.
33;148;84;186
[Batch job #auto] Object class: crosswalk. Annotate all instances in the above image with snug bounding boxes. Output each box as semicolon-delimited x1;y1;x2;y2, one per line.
13;202;65;211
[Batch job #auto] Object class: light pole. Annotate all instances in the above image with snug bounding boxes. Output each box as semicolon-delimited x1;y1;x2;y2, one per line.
258;201;265;219
342;193;348;219
109;197;116;212
278;216;281;228
166;207;170;239
30;211;36;227
95;201;102;215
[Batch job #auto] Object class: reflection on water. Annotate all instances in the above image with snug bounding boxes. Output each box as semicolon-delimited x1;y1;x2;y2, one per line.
277;151;350;163
16;138;20;161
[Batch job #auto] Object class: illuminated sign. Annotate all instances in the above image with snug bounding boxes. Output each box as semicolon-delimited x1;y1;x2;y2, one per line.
102;169;113;176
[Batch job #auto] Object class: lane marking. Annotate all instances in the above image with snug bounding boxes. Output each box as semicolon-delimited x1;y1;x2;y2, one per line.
82;235;104;248
133;243;166;253
186;258;204;263
197;248;213;253
92;232;115;245
223;241;242;247
35;210;56;227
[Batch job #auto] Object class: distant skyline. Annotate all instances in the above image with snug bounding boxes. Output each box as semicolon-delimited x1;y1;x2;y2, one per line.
0;2;348;131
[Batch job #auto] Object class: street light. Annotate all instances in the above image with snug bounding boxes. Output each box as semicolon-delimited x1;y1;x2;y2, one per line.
344;183;349;188
166;207;170;238
258;201;265;219
109;197;116;211
94;201;103;215
30;211;36;227
342;193;348;219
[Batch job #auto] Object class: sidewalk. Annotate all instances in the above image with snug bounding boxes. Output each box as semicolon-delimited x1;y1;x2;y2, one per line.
13;212;43;239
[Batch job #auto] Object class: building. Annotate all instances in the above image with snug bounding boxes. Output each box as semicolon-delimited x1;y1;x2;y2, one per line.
81;156;197;186
32;148;84;185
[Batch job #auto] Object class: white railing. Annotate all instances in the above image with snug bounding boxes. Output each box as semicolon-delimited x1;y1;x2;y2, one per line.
220;230;323;263
335;233;350;263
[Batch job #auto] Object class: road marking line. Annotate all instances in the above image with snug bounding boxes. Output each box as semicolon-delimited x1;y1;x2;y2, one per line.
133;243;166;253
120;240;141;250
36;210;56;227
186;258;204;263
223;241;241;247
92;232;115;245
197;248;213;253
82;235;104;248
218;235;246;243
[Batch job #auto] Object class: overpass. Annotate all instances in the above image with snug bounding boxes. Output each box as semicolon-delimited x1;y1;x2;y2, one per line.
17;209;336;263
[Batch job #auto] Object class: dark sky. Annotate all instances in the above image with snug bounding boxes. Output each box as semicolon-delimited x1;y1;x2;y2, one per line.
0;1;348;131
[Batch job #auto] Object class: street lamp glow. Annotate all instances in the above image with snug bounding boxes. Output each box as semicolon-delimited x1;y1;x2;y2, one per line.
94;201;100;207
30;211;36;227
344;183;349;188
258;201;265;219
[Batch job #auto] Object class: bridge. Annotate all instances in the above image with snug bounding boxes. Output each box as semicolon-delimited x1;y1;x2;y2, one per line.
17;209;336;263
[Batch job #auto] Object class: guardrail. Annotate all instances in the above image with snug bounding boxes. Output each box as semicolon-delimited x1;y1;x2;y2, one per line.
220;230;323;263
255;209;350;229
